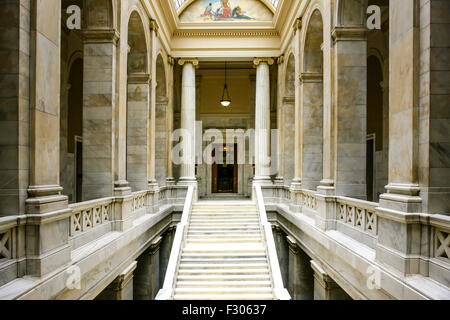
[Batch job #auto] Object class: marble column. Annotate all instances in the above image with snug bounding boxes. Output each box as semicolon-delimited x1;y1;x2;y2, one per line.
133;236;162;300
283;96;296;187
177;58;198;185
155;97;169;187
82;29;119;200
311;260;351;300
25;0;71;277
166;56;175;185
148;20;159;190
287;236;314;300
376;0;423;276
253;58;274;184
291;19;303;191
275;56;285;185
330;27;367;199
127;73;151;192
96;261;137;300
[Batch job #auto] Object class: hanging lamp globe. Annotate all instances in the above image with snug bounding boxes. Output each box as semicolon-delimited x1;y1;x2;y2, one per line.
220;61;231;107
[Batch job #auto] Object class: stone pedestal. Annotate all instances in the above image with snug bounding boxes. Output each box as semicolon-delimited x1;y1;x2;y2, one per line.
311;260;351;300
96;261;137;300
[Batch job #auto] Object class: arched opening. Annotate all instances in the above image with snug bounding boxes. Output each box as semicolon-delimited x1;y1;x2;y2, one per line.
301;9;324;190
367;0;389;202
282;53;296;186
155;55;168;186
126;11;149;192
60;1;84;203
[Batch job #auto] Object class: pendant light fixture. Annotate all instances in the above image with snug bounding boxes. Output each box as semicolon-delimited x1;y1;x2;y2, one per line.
220;61;231;107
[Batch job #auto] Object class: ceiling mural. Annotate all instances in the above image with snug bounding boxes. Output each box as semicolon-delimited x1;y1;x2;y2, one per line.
179;0;273;22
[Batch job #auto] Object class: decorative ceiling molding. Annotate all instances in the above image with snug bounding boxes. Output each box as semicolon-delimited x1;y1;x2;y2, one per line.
173;29;279;37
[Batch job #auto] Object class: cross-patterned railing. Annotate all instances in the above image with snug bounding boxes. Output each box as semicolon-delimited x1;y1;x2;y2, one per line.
69;198;113;236
0;230;11;261
435;229;450;262
335;197;378;235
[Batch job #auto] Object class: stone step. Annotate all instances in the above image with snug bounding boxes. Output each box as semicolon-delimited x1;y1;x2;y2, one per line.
177;268;270;275
177;274;271;281
178;263;269;270
180;257;268;264
175;287;273;295
186;238;262;244
181;252;267;258
173;293;274;300
187;231;261;236
176;280;272;288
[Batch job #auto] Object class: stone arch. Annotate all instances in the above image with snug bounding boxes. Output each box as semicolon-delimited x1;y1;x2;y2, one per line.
284;53;296;97
303;9;324;73
127;10;148;74
300;7;324;190
335;0;368;27
126;9;150;191
155;53;169;186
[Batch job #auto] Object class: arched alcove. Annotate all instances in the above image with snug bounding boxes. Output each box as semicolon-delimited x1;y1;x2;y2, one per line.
126;11;149;191
301;9;324;190
155;54;169;186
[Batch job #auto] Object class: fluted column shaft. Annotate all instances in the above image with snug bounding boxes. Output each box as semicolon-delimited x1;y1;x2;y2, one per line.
253;58;274;183
179;59;198;183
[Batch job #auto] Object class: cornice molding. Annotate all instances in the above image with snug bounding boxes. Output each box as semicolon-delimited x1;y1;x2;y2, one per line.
127;73;151;84
82;29;120;44
331;26;367;42
300;72;323;84
173;29;279;38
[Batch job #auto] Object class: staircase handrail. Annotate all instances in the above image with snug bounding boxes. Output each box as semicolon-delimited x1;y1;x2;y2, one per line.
155;184;196;300
254;185;291;300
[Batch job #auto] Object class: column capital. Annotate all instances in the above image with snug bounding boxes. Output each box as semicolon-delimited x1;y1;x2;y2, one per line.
149;236;162;255
286;235;299;254
178;58;199;67
293;18;302;34
82;29;120;44
253;57;274;67
331;26;367;42
168;55;175;66
150;19;159;32
127;72;151;84
111;261;137;291
277;55;285;65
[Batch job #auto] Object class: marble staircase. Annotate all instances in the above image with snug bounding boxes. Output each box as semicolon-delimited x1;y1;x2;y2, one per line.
173;201;275;300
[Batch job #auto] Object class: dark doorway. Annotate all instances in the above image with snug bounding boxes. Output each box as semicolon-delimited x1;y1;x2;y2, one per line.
212;144;238;193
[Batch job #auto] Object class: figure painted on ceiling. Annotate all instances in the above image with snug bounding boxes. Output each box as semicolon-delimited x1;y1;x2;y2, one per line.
232;6;253;19
216;0;232;19
203;3;215;20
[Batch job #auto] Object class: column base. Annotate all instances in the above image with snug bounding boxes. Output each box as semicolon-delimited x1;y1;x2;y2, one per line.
317;179;335;196
178;177;197;186
274;176;284;186
114;180;132;196
165;177;176;186
252;176;272;186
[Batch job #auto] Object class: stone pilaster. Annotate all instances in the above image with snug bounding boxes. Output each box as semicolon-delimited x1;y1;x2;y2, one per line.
127;73;151;192
253;57;274;185
291;18;303;191
311;260;351;300
166;56;176;185
376;0;423;276
25;0;71;277
300;72;323;191
82;29;119;200
178;58;198;185
148;21;159;190
286;236;314;300
133;236;162;300
330;27;367;199
274;56;285;185
96;261;137;300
